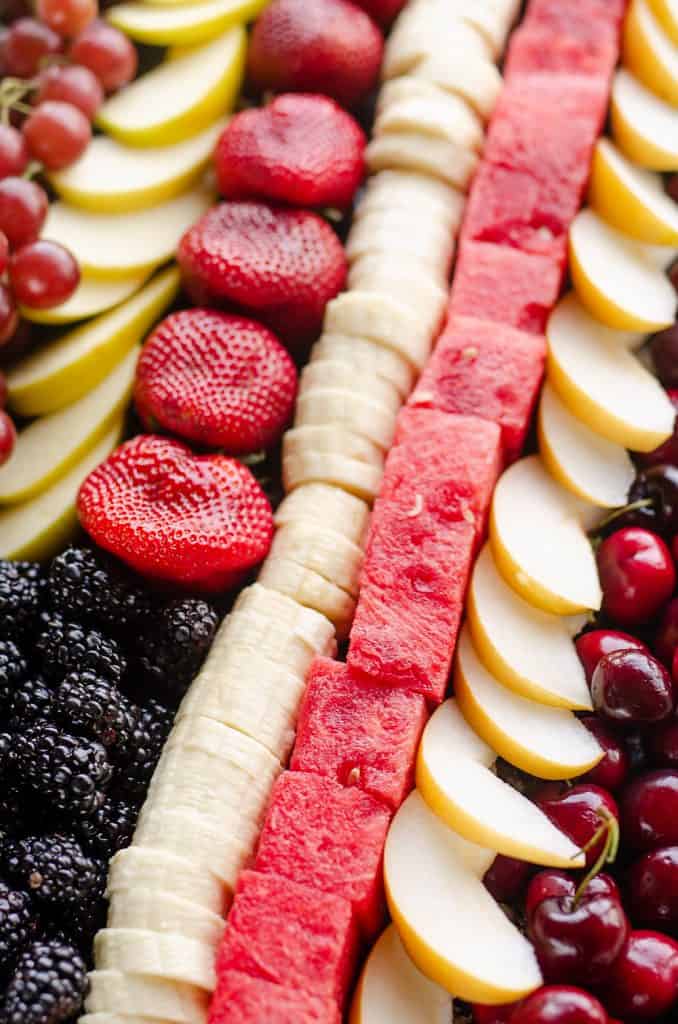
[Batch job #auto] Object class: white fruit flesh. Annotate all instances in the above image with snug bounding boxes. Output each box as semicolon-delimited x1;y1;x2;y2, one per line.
311;334;415;400
284;426;384;470
612;68;678;169
21;270;150;324
94;931;215;991
589;139;678;244
269;522;364;596
324;292;435;371
406;52;502;120
648;0;678;44
257;557;356;637
283;450;384;502
107;890;225;946
345;216;455;283
108;0;265;43
273;484;370;546
346;261;447;333
376;81;483;152
106;848;227;916
366;133;479;192
300;360;401;415
359;169;465;226
384;13;491;83
86;970;208;1023
295;390;397;452
624;0;678;106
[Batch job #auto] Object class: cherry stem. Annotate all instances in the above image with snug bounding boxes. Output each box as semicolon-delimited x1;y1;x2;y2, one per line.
589;498;653;537
572;809;620;908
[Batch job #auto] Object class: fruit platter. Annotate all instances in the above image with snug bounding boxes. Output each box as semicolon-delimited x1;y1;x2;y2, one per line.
5;0;678;1021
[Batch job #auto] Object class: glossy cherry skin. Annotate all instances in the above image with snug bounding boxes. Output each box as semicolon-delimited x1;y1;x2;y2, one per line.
598;931;678;1019
621;770;678;853
537;785;620;868
628;846;678;934
472;1006;515;1024
640;390;678;468
510;986;608;1024
629;465;678;538
597;528;676;627
648;718;678;769
529;891;629;985
526;870;620;922
576;629;651;685
580;717;630;791
591;649;674;727
483;854;534;904
655;597;678;665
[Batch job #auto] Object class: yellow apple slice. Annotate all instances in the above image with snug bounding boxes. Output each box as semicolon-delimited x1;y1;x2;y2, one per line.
384;791;542;1003
468;545;591;709
43;184;213;279
350;924;453;1024
648;0;678;44
0;348;137;505
97;27;245;146
108;0;265;43
624;0;678;106
612;68;678;169
455;626;603;780
589;139;678;245
490;455;601;615
417;700;585;867
0;419;123;561
49;119;226;214
7;268;179;417
538;381;635;508
547;292;676;452
569;208;676;331
21;270;150;325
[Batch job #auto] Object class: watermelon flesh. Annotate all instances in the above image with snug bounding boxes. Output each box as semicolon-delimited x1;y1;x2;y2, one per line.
409;316;547;464
253;772;391;939
525;0;627;37
209;970;341;1024
215;870;359;1007
290;656;428;811
505;23;618;79
448;240;563;335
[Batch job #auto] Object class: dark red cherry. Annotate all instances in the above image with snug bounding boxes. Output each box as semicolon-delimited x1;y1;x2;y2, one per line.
640;390;678;468
526;870;621;922
629;465;678;538
472;1005;515;1024
537;785;619;868
598;528;676;627
510;985;608;1024
652;325;678;389
648;718;678;769
576;629;651;684
655;596;678;665
598;930;678;1019
621;770;678;852
628;846;678;934
483;854;534;904
591;649;675;726
580;716;630;791
529;891;629;985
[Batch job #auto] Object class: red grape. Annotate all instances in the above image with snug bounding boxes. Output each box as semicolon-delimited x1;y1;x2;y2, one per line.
0;284;18;345
0;126;29;181
9;240;80;309
69;20;137;92
0;232;7;277
37;0;98;38
22;100;91;171
3;17;61;77
0;410;16;468
0;178;48;250
34;63;103;120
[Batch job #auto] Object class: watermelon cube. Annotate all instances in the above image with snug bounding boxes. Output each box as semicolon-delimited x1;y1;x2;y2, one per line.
526;0;627;36
505;23;618;79
209;971;341;1024
253;772;391;939
290;656;428;811
448;241;563;335
409;316;547;464
216;870;359;1007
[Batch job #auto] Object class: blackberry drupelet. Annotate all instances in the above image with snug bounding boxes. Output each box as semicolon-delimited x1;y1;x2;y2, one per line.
0;784;37;843
47;547;151;634
8;676;54;729
37;614;126;685
12;721;112;819
0;733;13;777
0;880;37;971
115;699;174;801
59;862;107;954
0;561;45;641
136;597;219;703
2;937;87;1023
0;641;27;710
3;833;99;907
54;672;134;749
78;796;137;858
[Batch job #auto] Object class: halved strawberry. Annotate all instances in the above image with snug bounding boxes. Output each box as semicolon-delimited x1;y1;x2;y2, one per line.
78;434;274;592
177;201;347;350
248;0;383;110
134;309;298;455
215;94;366;210
353;0;407;26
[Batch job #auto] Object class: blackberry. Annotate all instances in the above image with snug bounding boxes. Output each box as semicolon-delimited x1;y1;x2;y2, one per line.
48;547;151;634
58;863;107;954
0;784;37;844
54;672;134;749
0;732;13;777
0;879;37;971
136;597;219;703
3;833;99;908
0;561;45;641
12;721;112;819
115;699;174;801
2;937;87;1023
8;676;54;729
37;613;126;685
0;640;27;710
78;796;137;858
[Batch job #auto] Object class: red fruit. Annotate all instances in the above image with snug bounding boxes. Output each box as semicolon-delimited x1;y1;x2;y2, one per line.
248;0;383;109
598;930;678;1018
537;784;619;868
648;716;678;768
9;240;80;309
575;628;650;684
0;126;29;181
22;100;91;171
134;309;298;455
472;1005;516;1024
3;17;61;77
352;0;406;26
37;0;97;37
77;434;274;591
0;178;48;250
526;870;620;922
639;389;678;467
178;201;347;349
0;284;18;347
215;93;366;209
597;527;676;626
529;890;629;985
483;855;534;904
69;20;137;92
591;649;675;727
0;232;7;277
0;410;16;467
510;986;608;1024
35;64;103;120
580;716;630;791
628;846;678;933
621;769;678;852
655;596;678;665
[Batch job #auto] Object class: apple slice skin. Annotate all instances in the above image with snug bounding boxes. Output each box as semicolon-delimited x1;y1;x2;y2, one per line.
624;0;678;107
107;0;267;45
21;271;151;326
648;0;678;44
589;139;678;245
611;69;678;170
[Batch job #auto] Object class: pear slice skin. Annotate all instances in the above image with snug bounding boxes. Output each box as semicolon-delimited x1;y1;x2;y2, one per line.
108;0;266;44
624;0;678;107
21;270;151;325
611;68;678;170
648;0;678;44
589;138;678;245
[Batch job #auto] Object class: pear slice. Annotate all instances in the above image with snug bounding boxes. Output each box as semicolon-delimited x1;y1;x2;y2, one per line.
455;626;603;780
547;292;676;452
624;0;678;106
417;700;585;867
589;139;678;245
612;68;678;170
0;348;137;504
7;267;179;417
569;208;676;331
490;455;601;615
384;791;542;1003
648;0;678;44
108;0;265;43
468;545;591;710
97;27;245;146
538;381;635;508
21;270;150;325
43;183;213;279
0;419;123;560
49;119;226;214
350;924;453;1024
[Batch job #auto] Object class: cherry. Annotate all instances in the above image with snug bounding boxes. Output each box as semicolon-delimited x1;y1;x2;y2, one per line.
580;717;630;791
591;649;675;726
575;629;651;684
537;785;619;868
3;17;61;77
472;1005;515;1023
0;284;18;347
35;63;103;120
37;0;97;38
654;597;678;665
0;410;16;467
0;232;8;277
22;100;91;171
621;770;678;852
640;390;678;468
9;240;79;309
652;325;678;389
529;890;629;985
630;464;678;537
526;869;620;922
0;125;29;181
628;846;678;934
598;930;678;1019
597;528;676;627
510;985;608;1024
648;717;678;768
69;20;137;92
483;855;534;904
0;178;48;250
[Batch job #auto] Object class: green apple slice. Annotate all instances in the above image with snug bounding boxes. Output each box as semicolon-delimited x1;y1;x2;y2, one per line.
8;267;179;417
43;183;213;279
108;0;266;43
0;347;138;504
0;419;123;561
97;27;245;146
21;270;151;325
49;119;226;214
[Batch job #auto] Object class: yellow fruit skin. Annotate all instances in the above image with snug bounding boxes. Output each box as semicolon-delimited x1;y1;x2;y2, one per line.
624;0;678;106
589;145;678;244
611;92;678;170
648;0;678;43
50;160;208;214
107;0;267;45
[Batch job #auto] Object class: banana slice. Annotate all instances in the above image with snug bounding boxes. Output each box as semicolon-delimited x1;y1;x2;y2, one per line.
283;450;383;502
300;359;401;414
324;292;435;371
366;133;479;191
258;557;357;637
230;581;336;650
345;264;447;336
94;930;216;991
346;214;455;281
375;86;484;152
295;389;398;451
284;426;384;470
404;0;519;57
80;1015;157;1024
310;334;415;399
107;890;224;947
106;847;226;915
384;10;490;80
405;52;502;121
274;483;370;545
359;169;465;224
269;521;364;596
85;970;208;1023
